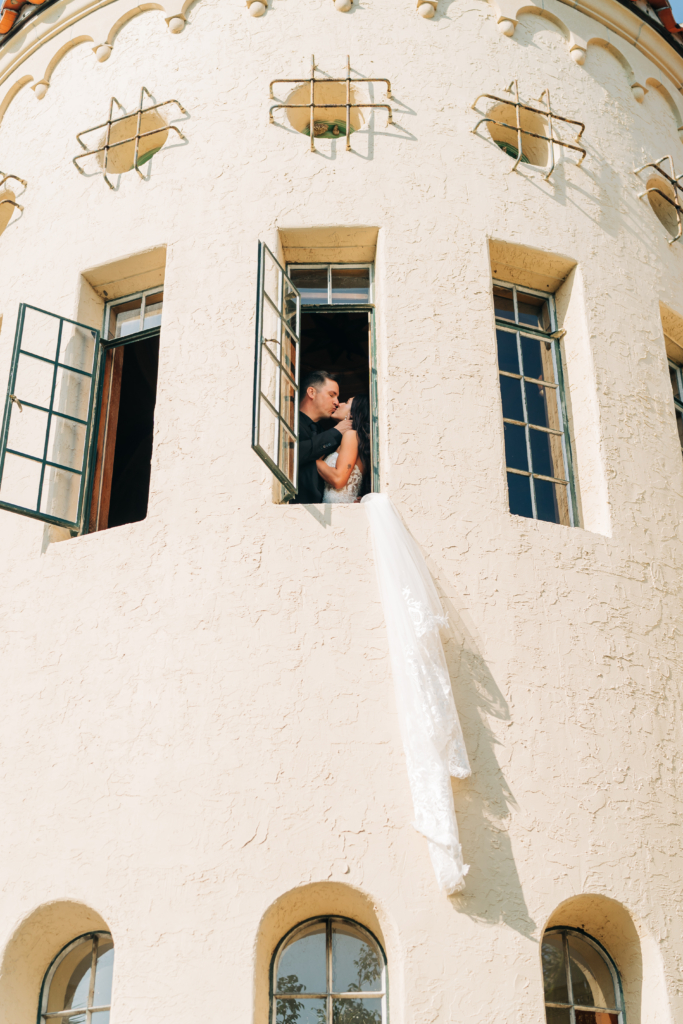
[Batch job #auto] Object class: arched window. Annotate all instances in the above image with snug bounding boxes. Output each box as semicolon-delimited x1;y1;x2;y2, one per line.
542;926;624;1024
39;931;114;1023
271;916;386;1024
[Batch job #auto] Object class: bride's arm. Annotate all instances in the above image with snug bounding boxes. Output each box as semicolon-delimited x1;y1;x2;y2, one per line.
316;431;359;489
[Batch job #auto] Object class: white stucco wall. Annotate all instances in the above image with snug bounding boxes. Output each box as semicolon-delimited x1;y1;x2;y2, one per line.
0;0;681;1021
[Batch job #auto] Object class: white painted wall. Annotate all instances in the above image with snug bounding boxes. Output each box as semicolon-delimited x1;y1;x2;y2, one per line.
0;0;681;1022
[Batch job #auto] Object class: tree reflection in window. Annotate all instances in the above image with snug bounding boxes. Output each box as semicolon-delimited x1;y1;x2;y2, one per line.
272;917;386;1024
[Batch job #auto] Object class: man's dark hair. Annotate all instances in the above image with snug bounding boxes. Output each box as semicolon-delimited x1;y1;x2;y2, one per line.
302;370;337;394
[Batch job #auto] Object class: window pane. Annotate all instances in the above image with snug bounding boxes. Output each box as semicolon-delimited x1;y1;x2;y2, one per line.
545;1010;571;1024
676;408;683;453
276;997;326;1024
258;399;279;464
331;267;370;304
669;363;680;399
93;937;114;1006
288;267;328;304
46;938;94;1011
507;471;533;518
529;428;562;480
574;1014;618;1024
60;326;96;374
260;346;279;409
47;415;87;471
91;1014;111;1024
281;375;296;432
283;278;298;328
143;291;163;331
493;285;515;322
504;422;528;472
542;934;568;1004
264;248;281;309
496;329;519;374
517;292;551;331
7;401;48;461
333;998;382;1024
280;424;296;484
332;925;382;992
14;351;56;408
54;366;92;424
500;374;524;422
21;306;60;361
276;926;327;995
111;298;143;339
282;328;297;381
521;336;555;384
524;380;554;429
0;451;42;510
40;465;81;523
533;478;569;525
567;934;617;1009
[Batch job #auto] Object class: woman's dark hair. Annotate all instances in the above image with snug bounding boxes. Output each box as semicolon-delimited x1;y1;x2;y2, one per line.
350;394;371;496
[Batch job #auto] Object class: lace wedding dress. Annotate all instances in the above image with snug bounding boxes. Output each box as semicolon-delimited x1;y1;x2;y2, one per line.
322;451;363;503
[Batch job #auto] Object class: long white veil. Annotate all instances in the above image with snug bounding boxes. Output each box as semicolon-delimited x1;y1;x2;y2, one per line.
362;493;471;893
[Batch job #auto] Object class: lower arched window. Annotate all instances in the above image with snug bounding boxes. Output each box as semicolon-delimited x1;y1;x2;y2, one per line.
39;931;114;1023
272;916;386;1024
542;926;623;1024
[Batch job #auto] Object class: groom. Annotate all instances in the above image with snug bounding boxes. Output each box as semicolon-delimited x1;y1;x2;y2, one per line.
295;370;351;503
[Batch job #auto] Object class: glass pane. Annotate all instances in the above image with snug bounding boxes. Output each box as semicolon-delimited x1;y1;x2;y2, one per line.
14;352;55;409
331;267;370;304
521;336;555;384
112;298;143;339
40;465;81;523
260;345;279;410
258;398;279;464
332;925;382;993
288;267;328;304
20;306;61;361
283;278;299;329
264;248;282;309
568;934;617;1009
91;1014;111;1024
46;937;94;1011
276;925;327;995
280;424;296;484
534;478;570;526
504;422;528;472
57;1016;87;1024
143;291;163;331
60;326;96;374
529;428;566;481
93;935;114;1006
276;997;326;1024
500;374;524;422
496;329;519;374
47;415;87;471
542;934;568;1004
333;998;382;1024
545;1010;571;1024
517;291;551;331
574;1014;618;1024
507;471;533;518
669;363;680;400
0;451;42;510
281;375;296;432
7;401;48;461
54;366;92;424
263;295;283;353
493;285;515;322
282;329;297;381
676;408;683;453
524;380;554;429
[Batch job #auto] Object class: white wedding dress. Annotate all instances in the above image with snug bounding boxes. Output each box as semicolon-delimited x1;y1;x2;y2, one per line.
322;451;363;503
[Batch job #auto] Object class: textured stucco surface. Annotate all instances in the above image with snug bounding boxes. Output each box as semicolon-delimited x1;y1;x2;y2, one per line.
0;0;682;1022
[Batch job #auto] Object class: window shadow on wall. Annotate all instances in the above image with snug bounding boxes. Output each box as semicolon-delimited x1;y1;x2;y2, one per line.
431;584;536;939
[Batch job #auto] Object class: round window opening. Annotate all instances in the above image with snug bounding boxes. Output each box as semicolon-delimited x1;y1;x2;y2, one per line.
284;82;365;139
273;916;386;1024
645;176;680;239
98;109;169;174
0;190;17;235
542;927;624;1023
485;101;549;168
40;931;114;1021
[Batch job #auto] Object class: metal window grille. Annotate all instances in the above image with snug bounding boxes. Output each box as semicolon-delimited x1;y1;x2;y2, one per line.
269;55;394;152
0;171;26;216
271;916;387;1024
542;927;624;1024
471;80;586;180
0;304;99;531
494;280;578;526
39;931;114;1023
634;155;683;243
252;242;301;499
668;357;683;455
73;86;187;190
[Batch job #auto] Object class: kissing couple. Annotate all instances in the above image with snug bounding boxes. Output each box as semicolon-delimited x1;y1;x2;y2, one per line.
294;369;371;504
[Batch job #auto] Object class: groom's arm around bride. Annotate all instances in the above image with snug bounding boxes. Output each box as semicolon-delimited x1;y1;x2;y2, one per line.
294;370;351;504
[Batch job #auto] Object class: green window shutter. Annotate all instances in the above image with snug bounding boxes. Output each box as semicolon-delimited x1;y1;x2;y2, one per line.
252;242;301;499
0;304;100;531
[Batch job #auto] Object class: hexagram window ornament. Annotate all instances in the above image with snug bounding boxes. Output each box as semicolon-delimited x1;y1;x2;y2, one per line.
634;154;683;243
269;55;395;153
471;79;586;181
73;86;187;190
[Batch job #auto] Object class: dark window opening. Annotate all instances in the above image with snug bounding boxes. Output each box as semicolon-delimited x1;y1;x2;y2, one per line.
301;310;370;402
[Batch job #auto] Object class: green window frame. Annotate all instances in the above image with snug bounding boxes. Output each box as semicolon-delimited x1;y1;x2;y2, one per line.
38;930;114;1023
542;926;625;1023
0;304;100;532
252;241;301;499
668;358;683;456
270;915;387;1024
493;280;578;527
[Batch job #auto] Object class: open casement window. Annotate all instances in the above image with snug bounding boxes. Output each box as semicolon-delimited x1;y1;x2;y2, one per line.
493;281;578;527
0;305;99;531
668;358;683;456
252;242;301;499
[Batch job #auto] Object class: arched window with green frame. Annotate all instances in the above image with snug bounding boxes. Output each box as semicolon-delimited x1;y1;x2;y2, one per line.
38;931;114;1023
542;925;625;1024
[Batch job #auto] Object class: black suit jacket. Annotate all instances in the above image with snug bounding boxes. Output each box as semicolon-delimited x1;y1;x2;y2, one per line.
295;412;342;503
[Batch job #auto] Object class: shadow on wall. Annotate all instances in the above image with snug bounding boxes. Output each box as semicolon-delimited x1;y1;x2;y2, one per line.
0;900;110;1024
432;584;536;939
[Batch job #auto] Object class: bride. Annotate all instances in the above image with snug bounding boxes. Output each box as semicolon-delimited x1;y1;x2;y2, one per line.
316;394;371;503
